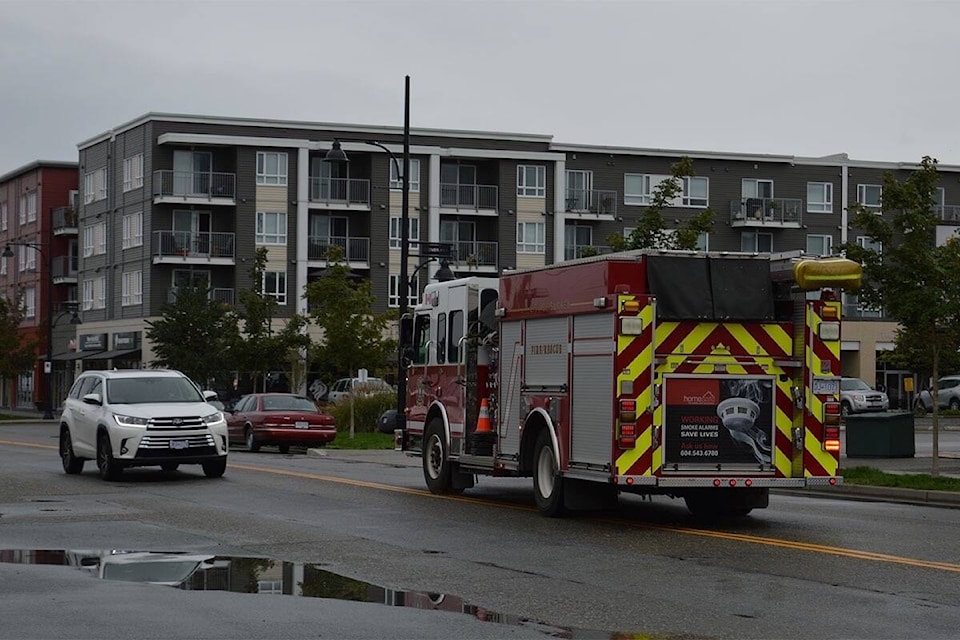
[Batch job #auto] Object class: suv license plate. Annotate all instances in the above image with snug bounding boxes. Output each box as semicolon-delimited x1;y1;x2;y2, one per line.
169;439;189;450
295;421;309;429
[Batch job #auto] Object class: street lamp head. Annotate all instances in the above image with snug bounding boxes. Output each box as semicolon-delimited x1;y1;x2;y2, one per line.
1;244;13;258
435;259;456;282
323;139;350;164
69;311;82;325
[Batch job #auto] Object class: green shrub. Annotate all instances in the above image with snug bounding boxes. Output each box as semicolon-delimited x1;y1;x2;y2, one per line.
326;391;395;433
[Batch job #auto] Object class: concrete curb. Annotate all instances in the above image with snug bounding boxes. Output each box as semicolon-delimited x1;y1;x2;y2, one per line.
780;485;960;509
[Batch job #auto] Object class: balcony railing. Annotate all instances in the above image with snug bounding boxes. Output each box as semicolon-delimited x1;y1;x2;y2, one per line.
308;178;370;206
51;207;78;233
564;189;618;216
307;236;370;263
440;183;498;211
153;170;236;199
152;231;235;259
168;287;235;305
730;198;803;225
451;241;498;268
935;205;960;222
564;244;612;260
51;255;79;280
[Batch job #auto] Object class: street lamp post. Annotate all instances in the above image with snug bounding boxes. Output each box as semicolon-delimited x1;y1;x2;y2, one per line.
3;233;54;419
325;75;412;432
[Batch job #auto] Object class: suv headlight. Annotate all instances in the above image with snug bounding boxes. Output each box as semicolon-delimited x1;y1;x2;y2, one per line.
114;414;149;427
202;412;224;425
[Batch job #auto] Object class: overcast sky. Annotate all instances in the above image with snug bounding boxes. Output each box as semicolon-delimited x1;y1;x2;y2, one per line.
1;0;957;176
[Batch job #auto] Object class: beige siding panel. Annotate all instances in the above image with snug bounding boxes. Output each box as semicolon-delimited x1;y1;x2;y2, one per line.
389;191;422;211
262;245;288;267
516;196;545;215
517;254;545;270
256;185;289;209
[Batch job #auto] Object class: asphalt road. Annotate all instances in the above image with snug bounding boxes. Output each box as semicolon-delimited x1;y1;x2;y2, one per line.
2;421;960;639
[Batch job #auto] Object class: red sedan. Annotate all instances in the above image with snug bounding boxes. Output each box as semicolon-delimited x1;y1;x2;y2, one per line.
226;393;336;453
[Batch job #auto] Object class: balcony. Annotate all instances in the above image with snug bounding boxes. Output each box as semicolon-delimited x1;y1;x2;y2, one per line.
51;207;78;235
564;189;618;219
153;170;236;205
168;287;235;305
307;236;370;267
451;241;498;271
51;255;78;283
439;183;498;215
729;198;803;228
564;244;612;261
152;231;235;265
935;205;960;222
308;178;371;209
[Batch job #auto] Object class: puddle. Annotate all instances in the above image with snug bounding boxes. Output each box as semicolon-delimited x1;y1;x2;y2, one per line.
0;549;662;638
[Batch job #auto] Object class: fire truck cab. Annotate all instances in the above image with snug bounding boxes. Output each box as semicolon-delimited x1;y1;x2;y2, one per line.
398;249;861;518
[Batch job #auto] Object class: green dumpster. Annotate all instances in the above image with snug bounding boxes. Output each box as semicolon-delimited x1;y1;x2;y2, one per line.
845;411;915;458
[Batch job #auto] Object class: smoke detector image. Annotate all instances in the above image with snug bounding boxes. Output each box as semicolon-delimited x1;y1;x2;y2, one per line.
717;397;772;464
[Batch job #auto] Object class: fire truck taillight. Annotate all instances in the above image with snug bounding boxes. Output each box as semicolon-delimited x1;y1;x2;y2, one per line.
823;401;841;425
618;400;637;449
619;399;637;422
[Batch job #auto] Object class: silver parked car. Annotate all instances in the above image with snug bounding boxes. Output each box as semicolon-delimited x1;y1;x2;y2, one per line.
914;376;960;414
839;377;890;416
59;369;228;480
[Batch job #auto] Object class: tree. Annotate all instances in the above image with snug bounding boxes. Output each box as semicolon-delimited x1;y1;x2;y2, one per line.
0;294;39;381
839;156;960;475
233;247;311;393
607;156;715;251
144;284;240;391
303;246;397;384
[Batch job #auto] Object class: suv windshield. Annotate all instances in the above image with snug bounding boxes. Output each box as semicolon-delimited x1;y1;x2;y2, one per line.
107;377;204;404
841;379;872;391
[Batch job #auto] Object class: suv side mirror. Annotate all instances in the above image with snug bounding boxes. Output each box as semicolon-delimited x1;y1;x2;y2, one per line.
82;392;102;406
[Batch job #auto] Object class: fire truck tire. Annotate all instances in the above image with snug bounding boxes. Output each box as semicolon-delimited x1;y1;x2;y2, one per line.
533;430;565;517
683;488;766;518
423;419;462;495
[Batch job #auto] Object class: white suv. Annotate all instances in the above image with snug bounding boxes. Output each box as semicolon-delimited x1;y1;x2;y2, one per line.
327;377;394;403
59;369;228;480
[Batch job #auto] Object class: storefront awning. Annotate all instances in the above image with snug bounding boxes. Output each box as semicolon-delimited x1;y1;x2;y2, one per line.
52;351;105;361
87;348;142;361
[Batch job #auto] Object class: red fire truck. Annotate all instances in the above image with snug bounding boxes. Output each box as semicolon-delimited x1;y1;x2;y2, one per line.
397;249;861;517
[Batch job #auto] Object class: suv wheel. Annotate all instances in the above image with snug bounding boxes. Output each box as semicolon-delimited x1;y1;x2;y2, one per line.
202;457;227;478
60;428;84;474
840;401;852;417
97;431;123;481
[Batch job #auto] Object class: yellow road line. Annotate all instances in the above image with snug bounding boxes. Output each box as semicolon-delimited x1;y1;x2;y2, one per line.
5;439;959;573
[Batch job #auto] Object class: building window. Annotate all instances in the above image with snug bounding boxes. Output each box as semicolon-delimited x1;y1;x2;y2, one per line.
741;231;772;253
256;211;288;245
681;177;709;207
121;212;143;249
696;231;709;251
19;190;36;224
257;152;288;186
806;234;833;256
857;184;882;212
83;221;107;257
23;287;36;318
517;221;545;254
122;270;143;306
18;244;36;272
83;168;107;204
517;165;546;197
388;273;420;308
807;182;833;213
82;276;106;311
857;236;882;253
263;270;287;304
389;158;421;192
123;153;144;192
389;215;420;249
842;291;883;318
742;178;774;199
0;202;6;231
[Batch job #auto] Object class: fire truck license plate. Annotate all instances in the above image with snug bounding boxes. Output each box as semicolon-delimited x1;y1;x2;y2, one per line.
169;439;188;450
812;378;840;394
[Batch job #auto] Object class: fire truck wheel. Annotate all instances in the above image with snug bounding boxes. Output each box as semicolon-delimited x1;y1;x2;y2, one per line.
423;419;461;495
533;430;564;517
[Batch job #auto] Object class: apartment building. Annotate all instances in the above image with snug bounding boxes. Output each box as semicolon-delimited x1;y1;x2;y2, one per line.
0;161;79;410
65;113;960;408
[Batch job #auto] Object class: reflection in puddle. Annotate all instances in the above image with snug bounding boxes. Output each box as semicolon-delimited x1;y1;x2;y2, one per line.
0;550;662;639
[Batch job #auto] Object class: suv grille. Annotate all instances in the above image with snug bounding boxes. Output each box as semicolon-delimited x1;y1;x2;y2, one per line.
138;434;217;450
146;416;206;430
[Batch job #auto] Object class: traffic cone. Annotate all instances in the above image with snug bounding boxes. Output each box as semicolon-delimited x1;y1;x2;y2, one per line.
476;398;492;433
